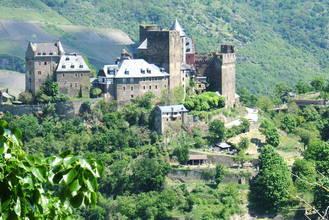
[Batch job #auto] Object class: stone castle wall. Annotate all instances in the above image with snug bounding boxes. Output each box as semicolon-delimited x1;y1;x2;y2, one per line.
0;99;101;117
26;57;59;95
115;77;169;104
56;71;90;98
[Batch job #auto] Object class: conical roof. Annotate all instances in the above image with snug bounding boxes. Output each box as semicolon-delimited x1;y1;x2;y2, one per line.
137;38;148;50
170;19;186;37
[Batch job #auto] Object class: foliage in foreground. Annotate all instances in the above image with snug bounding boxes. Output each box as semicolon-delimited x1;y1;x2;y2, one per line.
0;121;102;219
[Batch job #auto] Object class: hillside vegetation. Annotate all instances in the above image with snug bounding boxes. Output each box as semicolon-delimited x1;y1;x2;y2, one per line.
0;0;328;94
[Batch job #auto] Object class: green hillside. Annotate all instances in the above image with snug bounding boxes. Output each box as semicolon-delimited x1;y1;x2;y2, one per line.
0;0;328;94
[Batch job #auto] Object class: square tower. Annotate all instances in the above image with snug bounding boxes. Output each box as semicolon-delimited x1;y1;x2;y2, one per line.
25;41;64;95
206;45;236;107
137;25;182;91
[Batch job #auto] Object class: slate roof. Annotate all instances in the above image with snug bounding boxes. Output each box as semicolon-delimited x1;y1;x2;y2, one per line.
170;19;186;37
188;154;208;160
101;59;169;79
29;41;65;56
56;54;90;72
157;104;188;113
215;142;232;149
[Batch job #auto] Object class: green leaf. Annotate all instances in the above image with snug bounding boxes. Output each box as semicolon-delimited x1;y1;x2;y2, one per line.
83;178;95;192
50;156;63;167
62;169;78;185
69;179;81;195
70;193;84;208
63;156;78;167
32;167;46;182
14;198;21;217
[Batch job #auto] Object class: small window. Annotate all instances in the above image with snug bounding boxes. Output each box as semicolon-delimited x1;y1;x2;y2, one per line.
131;94;134;98
70;83;73;88
147;69;151;73
155;85;158;89
37;53;41;55
186;48;191;52
80;73;83;77
124;69;129;75
49;52;53;55
71;65;75;69
123;86;126;91
131;86;133;91
66;57;70;61
149;85;151;89
79;65;83;68
143;86;146;90
62;65;66;69
141;69;145;74
62;73;65;77
42;52;46;55
38;71;41;75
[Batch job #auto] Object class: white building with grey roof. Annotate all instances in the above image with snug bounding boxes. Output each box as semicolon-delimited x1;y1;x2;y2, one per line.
153;104;189;134
98;53;169;104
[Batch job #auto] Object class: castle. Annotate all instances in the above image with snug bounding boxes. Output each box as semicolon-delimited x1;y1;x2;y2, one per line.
24;20;237;107
98;50;169;104
25;41;91;98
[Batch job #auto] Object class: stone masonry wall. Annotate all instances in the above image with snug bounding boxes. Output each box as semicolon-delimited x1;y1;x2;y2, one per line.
56;71;91;98
115;77;169;104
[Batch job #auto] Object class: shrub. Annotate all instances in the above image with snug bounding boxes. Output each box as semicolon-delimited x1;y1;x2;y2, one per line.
90;87;102;98
18;91;33;104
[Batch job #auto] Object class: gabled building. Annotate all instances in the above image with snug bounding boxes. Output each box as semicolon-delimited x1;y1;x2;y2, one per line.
98;54;169;104
25;41;91;98
56;54;91;97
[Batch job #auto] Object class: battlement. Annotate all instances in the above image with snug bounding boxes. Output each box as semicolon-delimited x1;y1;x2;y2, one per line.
220;45;235;54
220;53;236;64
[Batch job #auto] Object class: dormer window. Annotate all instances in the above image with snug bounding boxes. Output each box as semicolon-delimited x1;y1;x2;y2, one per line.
141;69;145;74
147;68;151;74
42;52;46;55
124;69;129;75
66;57;70;61
49;52;53;55
37;53;41;55
71;65;75;68
62;65;66;69
186;42;190;46
79;65;83;68
186;48;191;52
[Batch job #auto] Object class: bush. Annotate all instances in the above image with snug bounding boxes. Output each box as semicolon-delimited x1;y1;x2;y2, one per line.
18;91;33;104
184;92;225;111
90;87;102;98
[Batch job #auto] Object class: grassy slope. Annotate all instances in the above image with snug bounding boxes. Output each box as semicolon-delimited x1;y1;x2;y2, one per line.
0;0;328;94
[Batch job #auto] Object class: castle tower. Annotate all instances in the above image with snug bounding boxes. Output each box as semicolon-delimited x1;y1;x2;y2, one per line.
137;24;182;91
170;19;186;64
207;45;236;107
25;41;64;95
